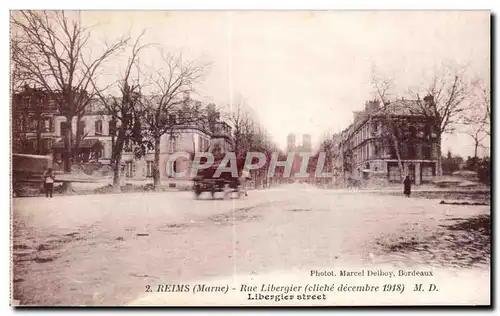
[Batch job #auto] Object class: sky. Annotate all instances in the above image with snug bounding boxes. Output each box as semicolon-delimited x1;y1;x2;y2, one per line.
78;11;490;157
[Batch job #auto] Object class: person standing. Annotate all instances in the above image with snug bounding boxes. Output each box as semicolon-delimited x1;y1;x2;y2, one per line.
403;175;412;197
43;168;55;198
240;168;251;197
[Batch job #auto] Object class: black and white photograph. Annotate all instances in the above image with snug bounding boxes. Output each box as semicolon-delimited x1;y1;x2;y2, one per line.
9;10;491;306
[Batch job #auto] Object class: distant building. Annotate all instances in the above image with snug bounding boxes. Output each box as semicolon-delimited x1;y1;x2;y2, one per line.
301;134;311;152
338;99;439;185
287;133;296;152
285;133;315;180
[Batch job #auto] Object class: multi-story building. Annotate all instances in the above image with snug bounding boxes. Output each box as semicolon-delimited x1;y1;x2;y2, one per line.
338;99;439;185
12;85;59;155
12;85;232;180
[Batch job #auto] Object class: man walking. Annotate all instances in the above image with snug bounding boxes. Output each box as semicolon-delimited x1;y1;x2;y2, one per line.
403;175;412;197
240;168;251;197
43;168;55;198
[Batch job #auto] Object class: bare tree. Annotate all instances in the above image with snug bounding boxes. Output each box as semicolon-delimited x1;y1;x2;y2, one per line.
408;64;473;176
224;98;255;157
371;72;405;182
90;31;151;190
473;80;491;136
10;32;29;94
312;133;341;184
459;79;490;160
141;50;208;189
222;99;278;187
11;10;128;175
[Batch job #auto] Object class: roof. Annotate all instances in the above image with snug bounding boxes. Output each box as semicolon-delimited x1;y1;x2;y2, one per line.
52;139;103;149
373;99;422;116
341;99;428;141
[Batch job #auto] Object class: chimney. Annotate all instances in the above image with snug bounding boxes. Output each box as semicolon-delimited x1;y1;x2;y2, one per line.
423;94;434;104
364;100;380;113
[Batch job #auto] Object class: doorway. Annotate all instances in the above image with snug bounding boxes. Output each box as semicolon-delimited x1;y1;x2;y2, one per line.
408;164;416;184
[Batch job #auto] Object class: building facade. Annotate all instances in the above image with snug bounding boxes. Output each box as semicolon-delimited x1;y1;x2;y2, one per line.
12;85;59;155
339;100;439;185
12;86;232;181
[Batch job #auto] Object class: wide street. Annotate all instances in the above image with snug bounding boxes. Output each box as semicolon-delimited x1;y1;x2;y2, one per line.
12;184;490;306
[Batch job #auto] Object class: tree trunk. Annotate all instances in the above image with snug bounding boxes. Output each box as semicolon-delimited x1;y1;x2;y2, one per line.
436;134;443;177
62;118;73;193
36;114;42;155
63;118;73;173
385;116;404;183
153;136;161;189
112;126;127;191
391;134;405;183
474;140;479;160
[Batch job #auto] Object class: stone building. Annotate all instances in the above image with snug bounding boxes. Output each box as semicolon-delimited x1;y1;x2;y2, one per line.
12;85;232;181
12;85;59;155
338;99;439;185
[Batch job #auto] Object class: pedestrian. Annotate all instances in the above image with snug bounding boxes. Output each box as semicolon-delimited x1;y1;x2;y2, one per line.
43;168;55;198
403;175;412;197
240;168;251;197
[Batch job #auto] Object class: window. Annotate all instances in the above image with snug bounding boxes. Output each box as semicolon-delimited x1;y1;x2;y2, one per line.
27;116;37;132
48;98;57;109
95;120;103;135
24;140;36;153
77;121;86;139
409;125;417;138
41;138;53;154
14;116;25;132
423;145;432;159
389;146;397;159
168;136;177;152
125;161;135;178
421;164;435;183
388;163;401;182
22;96;31;107
109;119;117;136
168;114;176;125
424;124;431;138
42;117;53;132
146;161;154;177
407;144;416;159
124;140;133;153
198;135;203;152
60;122;67;136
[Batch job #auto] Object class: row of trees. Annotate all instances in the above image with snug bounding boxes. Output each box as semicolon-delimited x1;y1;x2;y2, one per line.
442;150;490;185
11;10;283;191
223;96;283;187
11;11;211;191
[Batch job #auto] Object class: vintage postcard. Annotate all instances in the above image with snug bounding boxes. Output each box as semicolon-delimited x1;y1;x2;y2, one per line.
10;10;490;306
